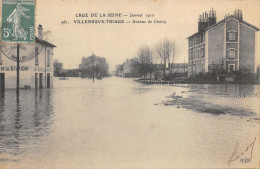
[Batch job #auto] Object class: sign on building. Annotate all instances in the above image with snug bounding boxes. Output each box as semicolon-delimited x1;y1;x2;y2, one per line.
1;0;35;43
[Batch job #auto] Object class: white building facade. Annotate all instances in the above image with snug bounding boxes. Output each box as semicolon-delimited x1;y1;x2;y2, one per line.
0;25;56;90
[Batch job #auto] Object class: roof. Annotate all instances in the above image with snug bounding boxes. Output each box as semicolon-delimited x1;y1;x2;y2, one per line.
206;16;259;31
35;37;56;47
187;16;260;39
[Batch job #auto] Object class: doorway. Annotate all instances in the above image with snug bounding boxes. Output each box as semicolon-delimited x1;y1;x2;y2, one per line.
47;73;50;88
0;73;5;91
39;73;43;88
35;73;38;89
229;64;235;73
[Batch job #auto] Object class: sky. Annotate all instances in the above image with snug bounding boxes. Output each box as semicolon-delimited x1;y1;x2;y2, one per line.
36;0;260;71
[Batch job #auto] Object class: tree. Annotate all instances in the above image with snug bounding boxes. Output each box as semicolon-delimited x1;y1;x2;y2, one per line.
135;46;156;80
155;38;172;77
169;40;177;76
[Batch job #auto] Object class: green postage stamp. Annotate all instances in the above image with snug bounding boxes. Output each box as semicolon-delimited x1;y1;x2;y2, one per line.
1;0;35;43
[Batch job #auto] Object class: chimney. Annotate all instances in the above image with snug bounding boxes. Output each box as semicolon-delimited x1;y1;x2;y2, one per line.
208;8;216;27
38;24;43;40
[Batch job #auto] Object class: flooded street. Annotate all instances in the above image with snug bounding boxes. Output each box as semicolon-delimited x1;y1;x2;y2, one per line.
0;77;259;169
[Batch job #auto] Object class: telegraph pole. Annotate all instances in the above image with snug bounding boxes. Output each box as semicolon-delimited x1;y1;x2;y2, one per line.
92;52;94;82
16;43;20;93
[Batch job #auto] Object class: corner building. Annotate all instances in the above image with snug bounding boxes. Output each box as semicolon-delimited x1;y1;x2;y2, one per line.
0;25;56;90
187;9;259;76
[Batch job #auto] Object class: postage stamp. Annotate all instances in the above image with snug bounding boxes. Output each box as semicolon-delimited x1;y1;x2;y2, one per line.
1;0;35;43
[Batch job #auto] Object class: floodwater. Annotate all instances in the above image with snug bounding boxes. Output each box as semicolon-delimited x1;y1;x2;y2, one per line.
0;77;259;169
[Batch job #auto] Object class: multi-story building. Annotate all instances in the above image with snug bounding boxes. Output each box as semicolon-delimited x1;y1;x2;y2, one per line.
0;25;56;90
122;59;139;77
187;8;259;76
78;55;109;77
53;60;63;77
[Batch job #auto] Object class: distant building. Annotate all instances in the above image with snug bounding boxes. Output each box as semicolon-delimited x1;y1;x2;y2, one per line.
0;25;56;90
187;8;259;77
122;59;139;77
79;55;109;77
115;64;123;77
53;60;63;77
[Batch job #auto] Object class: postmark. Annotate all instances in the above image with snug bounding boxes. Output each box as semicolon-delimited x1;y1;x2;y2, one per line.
0;44;44;62
1;0;35;43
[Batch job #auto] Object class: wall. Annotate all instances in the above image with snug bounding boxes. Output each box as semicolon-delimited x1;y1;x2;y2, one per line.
0;43;54;89
208;22;224;72
239;23;256;73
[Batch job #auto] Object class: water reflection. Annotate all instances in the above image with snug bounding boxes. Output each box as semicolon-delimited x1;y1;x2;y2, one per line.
0;89;54;161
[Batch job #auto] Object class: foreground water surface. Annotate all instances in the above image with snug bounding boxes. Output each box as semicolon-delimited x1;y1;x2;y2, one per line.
0;77;259;169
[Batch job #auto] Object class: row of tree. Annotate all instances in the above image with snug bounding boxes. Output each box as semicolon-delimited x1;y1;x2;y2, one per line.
132;38;178;80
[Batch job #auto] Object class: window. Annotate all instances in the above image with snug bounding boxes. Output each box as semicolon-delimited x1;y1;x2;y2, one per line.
0;48;2;65
197;35;200;44
197;62;200;72
35;46;39;65
193;50;196;60
227;49;236;59
189;50;192;60
201;48;204;57
201;62;204;72
198;49;200;59
47;49;51;67
193;63;196;72
227;31;237;42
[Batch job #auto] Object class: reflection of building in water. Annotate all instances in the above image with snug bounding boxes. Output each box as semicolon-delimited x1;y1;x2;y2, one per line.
0;90;54;157
187;9;259;76
0;25;56;90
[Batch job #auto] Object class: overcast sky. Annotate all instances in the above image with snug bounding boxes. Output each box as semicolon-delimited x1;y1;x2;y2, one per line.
36;0;260;71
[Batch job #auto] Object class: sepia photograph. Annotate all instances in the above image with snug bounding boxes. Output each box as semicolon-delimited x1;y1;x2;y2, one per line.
0;0;259;168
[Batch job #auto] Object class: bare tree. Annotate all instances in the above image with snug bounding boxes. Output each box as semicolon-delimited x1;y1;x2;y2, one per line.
155;38;172;77
169;40;177;75
134;46;156;80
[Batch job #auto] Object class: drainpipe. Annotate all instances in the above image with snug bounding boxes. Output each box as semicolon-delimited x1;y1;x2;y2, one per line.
45;46;47;88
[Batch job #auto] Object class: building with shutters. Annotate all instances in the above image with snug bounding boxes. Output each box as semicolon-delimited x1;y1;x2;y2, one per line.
187;8;259;77
0;25;56;90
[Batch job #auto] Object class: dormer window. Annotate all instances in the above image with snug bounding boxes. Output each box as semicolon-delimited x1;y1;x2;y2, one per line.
227;30;237;42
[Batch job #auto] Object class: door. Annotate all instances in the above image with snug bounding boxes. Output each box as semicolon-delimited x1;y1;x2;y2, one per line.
39;73;43;88
35;73;38;89
0;73;5;91
229;65;234;73
47;73;50;88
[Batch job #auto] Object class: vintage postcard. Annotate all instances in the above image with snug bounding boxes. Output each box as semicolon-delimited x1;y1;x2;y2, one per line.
0;0;259;168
